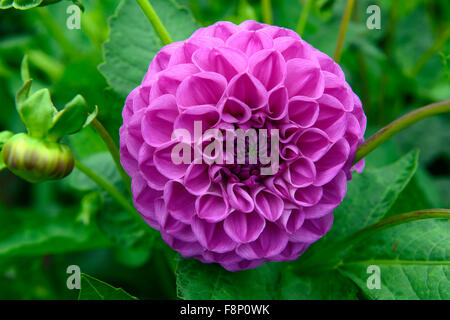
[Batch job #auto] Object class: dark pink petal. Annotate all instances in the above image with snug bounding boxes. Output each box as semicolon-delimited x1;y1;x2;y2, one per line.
164;180;196;224
264;175;290;199
315;50;345;79
223;259;266;272
195;192;230;223
315;94;347;142
284;157;316;188
138;143;169;190
291;185;323;207
289;213;334;242
142;94;179;147
267;86;288;120
125;109;145;159
167;37;223;67
314;139;350;186
324;72;354;112
176;72;227;108
192;217;236;253
145;42;181;80
132;175;163;229
226;30;273;56
253;187;284;221
285;58;324;99
161;232;204;258
249;49;286;90
261;27;301;40
273;37;316;61
303;170;347;218
219;97;252;123
192;47;247;81
150;63;199;100
184;163;211;195
278;208;305;234
288;97;319;128
202;250;242;265
174;105;220;139
236;223;289;259
239;20;268;31
280;144;300;161
192;21;239;41
226;73;268;110
153;140;190;179
223;211;266;243
296;128;330;161
279;122;301;143
271;242;309;261
227;182;254;213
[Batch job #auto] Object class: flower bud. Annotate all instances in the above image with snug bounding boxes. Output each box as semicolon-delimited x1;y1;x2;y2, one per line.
1;133;74;183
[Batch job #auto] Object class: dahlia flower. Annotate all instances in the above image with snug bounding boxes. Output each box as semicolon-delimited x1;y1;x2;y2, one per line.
120;20;366;271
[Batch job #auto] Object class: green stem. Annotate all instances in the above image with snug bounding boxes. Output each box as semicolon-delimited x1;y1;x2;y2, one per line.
296;0;313;36
355;99;450;164
333;0;355;63
74;160;145;228
261;0;273;25
409;28;450;77
35;7;78;59
90;118;131;194
136;0;173;45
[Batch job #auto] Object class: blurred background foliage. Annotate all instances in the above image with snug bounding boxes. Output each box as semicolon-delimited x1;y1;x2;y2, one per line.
0;0;448;299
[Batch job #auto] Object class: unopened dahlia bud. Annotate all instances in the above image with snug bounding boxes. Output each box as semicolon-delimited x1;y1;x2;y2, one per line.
2;133;74;183
120;20;367;271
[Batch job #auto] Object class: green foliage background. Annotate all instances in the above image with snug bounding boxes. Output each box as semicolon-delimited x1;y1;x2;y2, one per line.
0;0;448;299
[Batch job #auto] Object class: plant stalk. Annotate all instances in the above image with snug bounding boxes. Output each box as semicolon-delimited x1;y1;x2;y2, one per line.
333;0;355;63
74;160;145;228
296;0;313;36
136;0;173;45
355;99;450;164
90;118;131;194
261;0;273;25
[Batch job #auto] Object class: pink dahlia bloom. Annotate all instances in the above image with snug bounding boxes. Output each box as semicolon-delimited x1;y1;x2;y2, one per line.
120;20;366;271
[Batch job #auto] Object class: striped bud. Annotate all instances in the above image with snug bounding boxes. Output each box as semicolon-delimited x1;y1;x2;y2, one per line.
1;133;74;183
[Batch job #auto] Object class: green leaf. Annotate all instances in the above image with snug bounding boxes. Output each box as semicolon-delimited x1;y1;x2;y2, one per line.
20;54;30;83
17;88;57;138
176;259;281;300
278;267;360;300
100;0;199;98
322;150;419;244
0;204;111;257
295;151;419;270
66;152;157;261
78;273;136;300
339;218;450;299
47;94;89;141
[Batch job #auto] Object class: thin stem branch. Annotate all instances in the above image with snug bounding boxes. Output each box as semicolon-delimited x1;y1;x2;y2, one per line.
333;0;355;63
75;160;146;228
409;28;450;77
355;99;450;163
261;0;273;25
296;0;313;36
136;0;173;45
90;118;131;194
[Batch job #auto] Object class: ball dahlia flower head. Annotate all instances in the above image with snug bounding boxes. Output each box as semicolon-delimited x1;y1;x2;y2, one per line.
120;20;366;271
